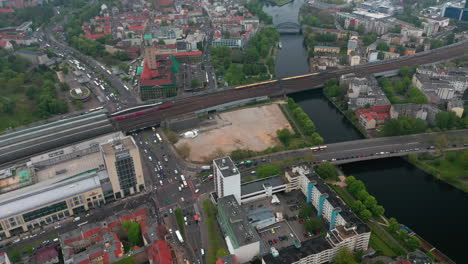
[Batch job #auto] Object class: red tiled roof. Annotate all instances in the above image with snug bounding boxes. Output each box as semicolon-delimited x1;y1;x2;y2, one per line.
172;51;202;57
78;260;91;264
148;240;172;264
361;113;375;121
0;40;9;47
108;220;120;228
103;252;110;264
0;8;14;13
35;247;58;263
114;242;123;258
89;250;104;260
82;227;101;238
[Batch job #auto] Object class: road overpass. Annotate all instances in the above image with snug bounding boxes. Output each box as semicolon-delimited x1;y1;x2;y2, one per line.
113;40;468;132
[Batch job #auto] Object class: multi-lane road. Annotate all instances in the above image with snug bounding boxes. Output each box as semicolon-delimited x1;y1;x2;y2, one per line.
40;28;140;106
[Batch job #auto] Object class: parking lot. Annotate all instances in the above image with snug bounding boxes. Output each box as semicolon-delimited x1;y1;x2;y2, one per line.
242;190;311;249
258;221;298;250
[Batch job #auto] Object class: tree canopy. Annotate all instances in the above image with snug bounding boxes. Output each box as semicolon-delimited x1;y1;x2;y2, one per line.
257;164;281;178
314;162;340;181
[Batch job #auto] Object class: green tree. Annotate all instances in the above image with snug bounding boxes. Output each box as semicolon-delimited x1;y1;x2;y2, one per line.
388;217;400;233
348;179;365;195
344;176;357;185
362;34;377;46
314;162;339;180
371;205;385;217
406;236;421;251
376;42;390;51
257;164;280;178
299;204;316;218
158;39;166;45
355;189;369;201
378;51;385;60
122;221;142;246
363;195;377;209
333;247;358;264
304;218;323;233
191;78;201;88
350;200;366;214
277;128;293;146
359;209;372;221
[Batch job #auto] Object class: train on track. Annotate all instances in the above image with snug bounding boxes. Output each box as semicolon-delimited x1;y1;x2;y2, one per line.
111;104;174;121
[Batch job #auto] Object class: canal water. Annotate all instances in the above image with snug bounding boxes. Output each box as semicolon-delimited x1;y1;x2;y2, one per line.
263;0;467;262
340;158;468;263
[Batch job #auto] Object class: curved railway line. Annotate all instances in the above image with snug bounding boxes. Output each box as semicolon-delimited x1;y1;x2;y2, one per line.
113;40;468;131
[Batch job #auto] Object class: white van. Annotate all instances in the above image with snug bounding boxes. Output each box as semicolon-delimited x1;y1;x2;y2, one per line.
73;217;81;222
201;248;205;256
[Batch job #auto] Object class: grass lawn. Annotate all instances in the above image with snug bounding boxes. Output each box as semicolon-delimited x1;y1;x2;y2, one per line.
174;208;186;238
410;151;468;192
370;232;398;257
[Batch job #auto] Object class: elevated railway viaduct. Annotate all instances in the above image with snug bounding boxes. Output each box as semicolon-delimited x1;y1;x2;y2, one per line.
1;41;467;166
113;40;468;132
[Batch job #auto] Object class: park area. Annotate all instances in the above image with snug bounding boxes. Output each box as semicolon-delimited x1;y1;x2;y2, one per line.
175;103;292;162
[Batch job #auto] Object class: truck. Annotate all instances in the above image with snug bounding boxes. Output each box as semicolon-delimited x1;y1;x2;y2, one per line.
175;230;184;243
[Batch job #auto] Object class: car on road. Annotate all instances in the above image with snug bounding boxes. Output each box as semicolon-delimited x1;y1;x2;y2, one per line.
73;217;81;222
169;208;173;214
54;223;61;229
179;186;182;192
159;180;163;186
251;170;256;174
195;189;200;193
149;156;152;161
174;169;178;174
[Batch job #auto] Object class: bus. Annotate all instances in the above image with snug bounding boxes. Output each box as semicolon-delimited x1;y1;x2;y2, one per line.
156;133;162;142
180;175;186;182
175;230;184;243
99;85;105;91
93;80;99;86
310;146;328;152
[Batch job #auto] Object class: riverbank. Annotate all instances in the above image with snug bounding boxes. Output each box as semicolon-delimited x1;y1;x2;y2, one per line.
407;151;468;192
322;90;369;138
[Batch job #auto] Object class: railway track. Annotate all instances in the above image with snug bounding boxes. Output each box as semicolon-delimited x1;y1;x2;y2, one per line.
115;41;468;132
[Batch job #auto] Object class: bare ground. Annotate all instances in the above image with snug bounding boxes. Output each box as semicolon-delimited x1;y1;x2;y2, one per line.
175;103;292;162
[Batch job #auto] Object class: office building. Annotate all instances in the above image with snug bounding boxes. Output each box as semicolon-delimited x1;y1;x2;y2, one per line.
213;157;241;203
217;195;261;263
100;136;146;199
0;133;146;239
212;157;371;264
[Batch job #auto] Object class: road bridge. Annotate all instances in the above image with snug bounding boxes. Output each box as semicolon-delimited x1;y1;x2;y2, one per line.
113;40;468;132
257;130;468;167
275;22;302;34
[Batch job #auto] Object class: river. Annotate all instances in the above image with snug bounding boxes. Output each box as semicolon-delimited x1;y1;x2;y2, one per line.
262;0;466;262
340;158;468;263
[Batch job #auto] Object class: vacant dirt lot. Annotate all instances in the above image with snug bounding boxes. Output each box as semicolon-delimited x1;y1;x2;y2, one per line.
175;103;292;162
